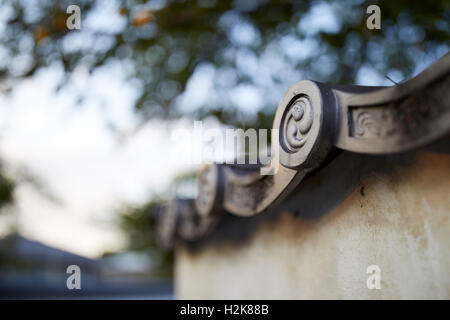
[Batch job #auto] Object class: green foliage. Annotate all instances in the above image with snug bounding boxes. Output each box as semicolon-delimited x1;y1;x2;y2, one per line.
118;198;173;278
0;162;14;210
0;170;14;209
1;0;448;129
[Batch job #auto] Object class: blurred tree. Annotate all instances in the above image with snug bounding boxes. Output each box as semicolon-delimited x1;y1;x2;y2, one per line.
0;163;14;210
1;0;448;129
117;198;173;278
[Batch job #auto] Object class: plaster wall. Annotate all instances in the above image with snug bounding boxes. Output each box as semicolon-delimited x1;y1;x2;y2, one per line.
176;152;450;299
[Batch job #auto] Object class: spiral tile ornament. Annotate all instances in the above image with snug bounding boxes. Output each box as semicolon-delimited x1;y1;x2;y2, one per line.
275;81;335;170
283;97;314;152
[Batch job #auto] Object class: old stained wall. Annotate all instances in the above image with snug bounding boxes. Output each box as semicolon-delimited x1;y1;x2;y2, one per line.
175;152;450;299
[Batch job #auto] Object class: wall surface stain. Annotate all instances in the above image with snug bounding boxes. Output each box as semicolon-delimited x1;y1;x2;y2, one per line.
176;152;450;299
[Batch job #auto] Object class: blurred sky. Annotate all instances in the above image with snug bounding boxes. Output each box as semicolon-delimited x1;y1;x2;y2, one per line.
0;64;198;256
0;51;230;257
